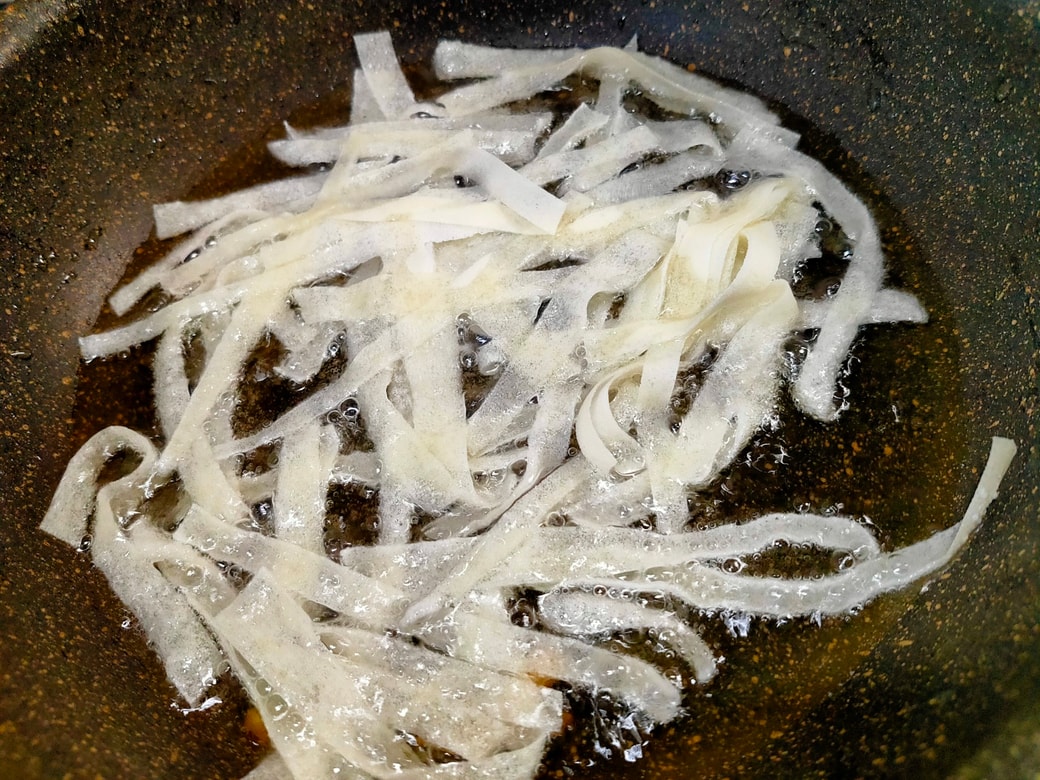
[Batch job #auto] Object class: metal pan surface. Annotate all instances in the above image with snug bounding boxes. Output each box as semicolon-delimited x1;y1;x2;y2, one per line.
1;1;1037;777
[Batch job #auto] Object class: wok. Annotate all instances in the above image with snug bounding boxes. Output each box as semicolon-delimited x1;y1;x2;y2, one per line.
1;0;1037;777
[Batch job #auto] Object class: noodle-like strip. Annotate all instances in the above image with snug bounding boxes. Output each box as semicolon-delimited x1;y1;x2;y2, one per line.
41;32;1018;780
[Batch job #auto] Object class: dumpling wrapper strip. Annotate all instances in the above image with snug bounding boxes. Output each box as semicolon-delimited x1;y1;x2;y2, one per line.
452;227;671;530
273;421;340;555
226;648;355;779
337;511;866;605
549;438;1018;619
282;112;555;143
211;327;403;460
398;321;473;508
206;573;561;774
630;341;687;530
725;128;888;421
587;147;725;205
353;31;425;121
536;103;609;158
594;67;633;137
273;321;345;385
41;426;156;547
401;457;590;627
153;323;251;522
318;624;563;744
203;577;420;775
432;42;781;133
158;210;319;299
433;38;774;127
177;436;253;524
520;121;717;194
79;220;421;360
316;132;566;234
269;126;542;168
433;41;579;79
347;64;383;124
519;124;660;188
110;208;269;315
464;228;669;458
174;505;408;630
418;596;682;726
153;326;191;442
659;281;799;488
338;511;883;602
797;287;928;330
538;590;717;682
153;173;326;240
41;428;227;705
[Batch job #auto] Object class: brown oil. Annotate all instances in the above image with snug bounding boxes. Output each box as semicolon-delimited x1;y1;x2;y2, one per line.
68;60;977;780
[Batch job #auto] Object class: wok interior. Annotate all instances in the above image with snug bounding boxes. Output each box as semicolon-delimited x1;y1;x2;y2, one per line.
0;1;1036;777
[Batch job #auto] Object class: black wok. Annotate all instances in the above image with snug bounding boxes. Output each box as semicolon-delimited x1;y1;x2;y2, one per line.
1;0;1037;777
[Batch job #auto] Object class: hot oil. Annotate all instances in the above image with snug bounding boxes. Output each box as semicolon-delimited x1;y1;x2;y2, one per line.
69;59;974;780
536;120;975;780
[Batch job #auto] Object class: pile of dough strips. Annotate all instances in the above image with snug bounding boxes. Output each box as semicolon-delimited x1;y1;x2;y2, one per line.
43;32;1016;780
